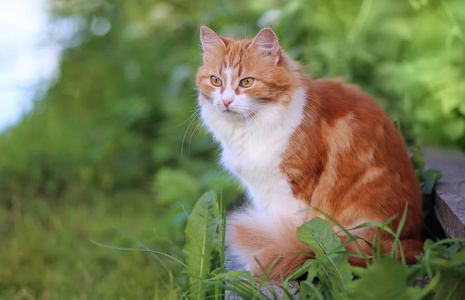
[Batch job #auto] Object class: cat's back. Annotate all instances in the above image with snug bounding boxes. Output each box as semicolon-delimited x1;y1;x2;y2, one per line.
307;78;402;150
309;78;386;123
306;78;416;173
285;77;421;221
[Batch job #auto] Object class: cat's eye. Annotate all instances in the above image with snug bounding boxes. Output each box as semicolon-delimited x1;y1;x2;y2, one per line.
240;78;254;88
210;76;222;87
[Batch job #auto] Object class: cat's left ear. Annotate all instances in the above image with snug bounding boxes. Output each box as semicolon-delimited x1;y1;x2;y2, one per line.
249;27;280;65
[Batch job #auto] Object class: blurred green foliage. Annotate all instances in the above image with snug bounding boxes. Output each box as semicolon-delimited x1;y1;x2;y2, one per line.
1;0;465;203
1;0;464;298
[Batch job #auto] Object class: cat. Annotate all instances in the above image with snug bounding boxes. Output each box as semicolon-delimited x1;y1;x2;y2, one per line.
196;25;423;280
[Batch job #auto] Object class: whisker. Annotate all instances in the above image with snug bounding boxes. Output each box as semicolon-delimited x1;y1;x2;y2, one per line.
249;114;264;144
176;108;200;127
241;104;264;144
244;114;254;142
188;121;202;156
181;108;201;161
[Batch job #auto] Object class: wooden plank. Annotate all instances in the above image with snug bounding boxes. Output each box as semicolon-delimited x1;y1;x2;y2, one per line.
423;148;465;238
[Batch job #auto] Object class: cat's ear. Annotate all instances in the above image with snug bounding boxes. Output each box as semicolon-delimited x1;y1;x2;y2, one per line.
200;26;225;61
249;27;280;65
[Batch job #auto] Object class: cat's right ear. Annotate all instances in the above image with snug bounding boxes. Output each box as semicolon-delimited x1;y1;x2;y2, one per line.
200;26;225;61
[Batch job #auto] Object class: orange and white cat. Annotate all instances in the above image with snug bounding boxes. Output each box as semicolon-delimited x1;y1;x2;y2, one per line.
196;26;423;280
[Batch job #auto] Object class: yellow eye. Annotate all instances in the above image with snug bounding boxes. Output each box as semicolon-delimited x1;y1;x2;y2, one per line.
210;76;222;87
240;78;254;88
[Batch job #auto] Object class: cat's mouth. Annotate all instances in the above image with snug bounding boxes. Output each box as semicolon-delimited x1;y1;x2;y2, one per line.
218;108;246;119
220;108;256;120
221;108;240;117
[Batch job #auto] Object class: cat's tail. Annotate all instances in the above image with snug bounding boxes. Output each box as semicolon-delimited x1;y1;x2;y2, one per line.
226;208;312;280
227;209;423;281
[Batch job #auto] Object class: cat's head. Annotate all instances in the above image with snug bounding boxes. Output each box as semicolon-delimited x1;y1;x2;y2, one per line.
196;26;304;122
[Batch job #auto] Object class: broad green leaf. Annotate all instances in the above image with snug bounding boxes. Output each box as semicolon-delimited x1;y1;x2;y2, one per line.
297;218;341;257
421;169;442;194
297;217;353;293
183;191;219;299
348;258;421;300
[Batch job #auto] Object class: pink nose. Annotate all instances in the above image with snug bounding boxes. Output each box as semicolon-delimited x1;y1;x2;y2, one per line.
222;99;233;108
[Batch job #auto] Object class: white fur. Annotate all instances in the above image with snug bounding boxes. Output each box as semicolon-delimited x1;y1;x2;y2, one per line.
199;86;310;225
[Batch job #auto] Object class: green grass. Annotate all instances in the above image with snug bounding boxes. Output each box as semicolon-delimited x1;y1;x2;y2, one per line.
0;192;182;299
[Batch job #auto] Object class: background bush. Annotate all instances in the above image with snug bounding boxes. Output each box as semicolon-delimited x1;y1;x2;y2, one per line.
1;0;464;298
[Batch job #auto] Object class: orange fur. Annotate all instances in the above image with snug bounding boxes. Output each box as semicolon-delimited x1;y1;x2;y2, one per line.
197;26;423;281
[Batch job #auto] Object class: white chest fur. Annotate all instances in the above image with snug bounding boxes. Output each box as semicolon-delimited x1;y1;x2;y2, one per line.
200;88;309;224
